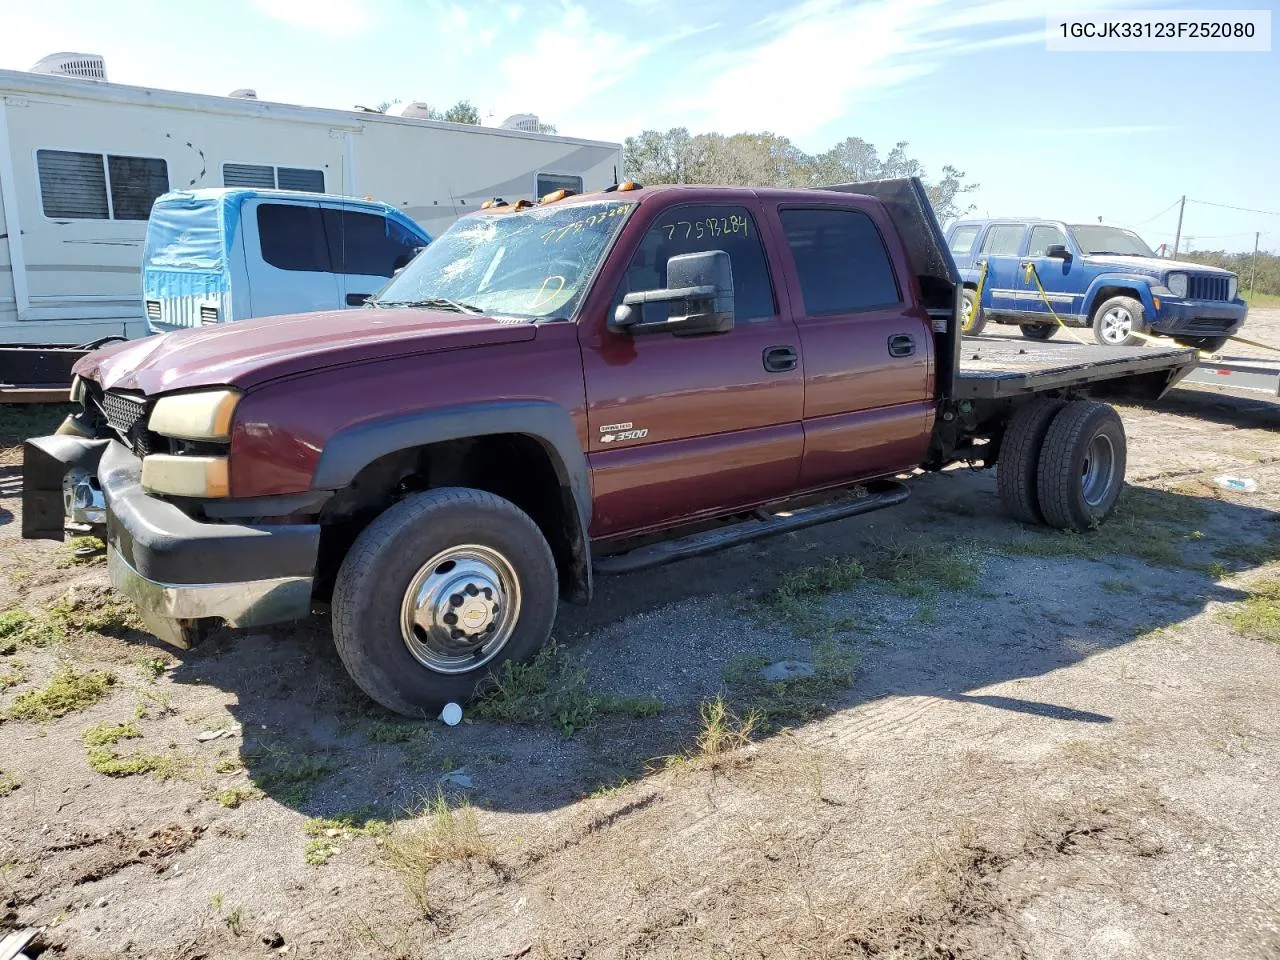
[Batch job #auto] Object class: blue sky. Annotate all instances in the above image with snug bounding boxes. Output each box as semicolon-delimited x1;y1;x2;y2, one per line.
3;0;1276;253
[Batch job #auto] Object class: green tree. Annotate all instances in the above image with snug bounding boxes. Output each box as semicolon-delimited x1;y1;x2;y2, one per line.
442;100;481;125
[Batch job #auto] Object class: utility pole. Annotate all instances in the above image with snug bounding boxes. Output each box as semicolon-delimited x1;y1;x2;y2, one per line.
1250;231;1260;296
1172;195;1186;257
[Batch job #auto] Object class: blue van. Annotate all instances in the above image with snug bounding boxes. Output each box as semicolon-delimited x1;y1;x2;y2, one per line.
142;189;431;331
945;218;1247;349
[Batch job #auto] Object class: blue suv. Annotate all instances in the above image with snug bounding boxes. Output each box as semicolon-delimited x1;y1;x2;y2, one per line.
945;219;1248;349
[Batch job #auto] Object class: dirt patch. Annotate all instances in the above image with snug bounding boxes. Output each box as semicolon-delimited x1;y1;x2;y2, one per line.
2;360;1279;959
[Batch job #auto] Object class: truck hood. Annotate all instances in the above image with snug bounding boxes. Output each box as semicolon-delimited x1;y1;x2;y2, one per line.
75;309;538;394
1083;254;1235;278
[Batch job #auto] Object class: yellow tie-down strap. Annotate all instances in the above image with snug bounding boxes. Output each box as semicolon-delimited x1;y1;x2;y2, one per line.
1020;262;1280;358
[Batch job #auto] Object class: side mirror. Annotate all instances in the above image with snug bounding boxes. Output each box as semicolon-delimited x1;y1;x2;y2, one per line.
1045;244;1072;260
610;250;735;337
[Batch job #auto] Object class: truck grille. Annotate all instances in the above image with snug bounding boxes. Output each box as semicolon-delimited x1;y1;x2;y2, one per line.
93;388;157;457
1187;275;1231;301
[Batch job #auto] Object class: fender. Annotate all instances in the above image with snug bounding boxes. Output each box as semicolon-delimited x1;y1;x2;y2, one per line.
310;399;593;602
1081;273;1158;320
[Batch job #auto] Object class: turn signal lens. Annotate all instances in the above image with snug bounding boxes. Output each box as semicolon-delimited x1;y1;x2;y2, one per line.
141;455;230;498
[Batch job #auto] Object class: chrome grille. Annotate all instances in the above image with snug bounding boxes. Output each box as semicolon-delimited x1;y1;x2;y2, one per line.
95;389;156;457
1188;275;1231;301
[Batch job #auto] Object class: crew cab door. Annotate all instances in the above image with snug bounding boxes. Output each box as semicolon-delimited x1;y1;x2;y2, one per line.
973;222;1026;315
332;206;428;307
1018;223;1085;321
771;204;933;488
579;201;804;539
241;198;342;318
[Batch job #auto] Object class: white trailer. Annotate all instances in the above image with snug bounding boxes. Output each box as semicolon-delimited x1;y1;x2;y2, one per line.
0;62;622;344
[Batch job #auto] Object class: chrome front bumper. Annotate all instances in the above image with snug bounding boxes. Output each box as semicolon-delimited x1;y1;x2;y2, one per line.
108;547;313;648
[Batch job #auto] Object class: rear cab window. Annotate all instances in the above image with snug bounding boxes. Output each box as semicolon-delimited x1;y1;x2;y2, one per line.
948;224;980;257
780;207;901;315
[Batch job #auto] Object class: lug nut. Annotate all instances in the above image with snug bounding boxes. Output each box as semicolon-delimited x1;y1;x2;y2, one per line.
443;612;457;626
449;628;463;640
449;594;463;607
465;584;479;596
483;587;493;599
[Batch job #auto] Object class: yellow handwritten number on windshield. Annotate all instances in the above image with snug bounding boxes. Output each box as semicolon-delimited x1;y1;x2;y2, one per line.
529;275;567;309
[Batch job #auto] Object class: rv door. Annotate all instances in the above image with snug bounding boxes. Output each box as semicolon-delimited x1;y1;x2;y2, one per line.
241;197;342;318
334;204;429;307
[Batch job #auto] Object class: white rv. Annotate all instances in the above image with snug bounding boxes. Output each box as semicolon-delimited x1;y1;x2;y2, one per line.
0;56;622;344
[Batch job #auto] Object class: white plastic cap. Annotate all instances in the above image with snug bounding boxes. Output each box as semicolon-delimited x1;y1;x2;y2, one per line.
439;702;463;726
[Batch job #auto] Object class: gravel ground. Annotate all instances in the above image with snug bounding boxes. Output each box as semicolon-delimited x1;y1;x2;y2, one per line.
0;311;1278;959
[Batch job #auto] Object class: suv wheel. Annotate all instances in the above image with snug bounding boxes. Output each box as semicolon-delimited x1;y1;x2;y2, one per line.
1036;401;1127;531
1019;323;1058;341
1091;295;1146;347
331;487;559;716
961;288;987;336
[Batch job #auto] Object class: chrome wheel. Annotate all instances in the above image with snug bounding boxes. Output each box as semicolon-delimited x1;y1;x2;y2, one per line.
1080;432;1117;507
1098;306;1133;344
399;544;521;674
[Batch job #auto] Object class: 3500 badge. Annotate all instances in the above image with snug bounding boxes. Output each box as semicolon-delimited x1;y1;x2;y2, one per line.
599;422;649;444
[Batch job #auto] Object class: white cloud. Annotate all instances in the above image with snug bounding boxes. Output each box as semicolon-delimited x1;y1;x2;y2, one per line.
252;0;376;36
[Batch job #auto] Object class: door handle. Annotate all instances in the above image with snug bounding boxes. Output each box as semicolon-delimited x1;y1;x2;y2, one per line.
888;334;915;358
763;345;798;372
346;293;372;306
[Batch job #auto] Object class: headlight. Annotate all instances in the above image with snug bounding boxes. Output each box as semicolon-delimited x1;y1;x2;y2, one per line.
141;455;230;498
1228;277;1239;300
1166;273;1188;298
69;375;85;404
148;389;240;441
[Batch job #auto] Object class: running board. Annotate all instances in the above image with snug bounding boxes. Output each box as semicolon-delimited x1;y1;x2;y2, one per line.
593;482;910;575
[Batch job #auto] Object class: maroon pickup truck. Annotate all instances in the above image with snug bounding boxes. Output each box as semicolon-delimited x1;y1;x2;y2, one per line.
23;178;1196;716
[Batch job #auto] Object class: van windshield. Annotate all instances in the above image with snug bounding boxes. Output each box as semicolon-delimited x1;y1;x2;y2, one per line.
372;199;633;319
1068;225;1154;257
143;198;226;270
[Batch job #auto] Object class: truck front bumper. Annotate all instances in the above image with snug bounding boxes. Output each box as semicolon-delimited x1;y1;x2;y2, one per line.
1148;299;1247;338
23;436;319;648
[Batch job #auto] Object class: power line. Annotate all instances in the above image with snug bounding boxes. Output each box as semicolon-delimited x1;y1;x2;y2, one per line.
1187;198;1280;217
1123;198;1183;228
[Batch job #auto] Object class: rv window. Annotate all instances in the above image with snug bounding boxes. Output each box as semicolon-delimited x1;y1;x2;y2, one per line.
536;173;584;197
37;150;109;219
107;156;170;220
334;211;423;277
257;203;334;273
224;163;276;189
278;168;325;192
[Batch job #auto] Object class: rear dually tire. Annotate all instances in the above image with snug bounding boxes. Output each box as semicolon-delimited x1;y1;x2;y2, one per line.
1036;401;1127;531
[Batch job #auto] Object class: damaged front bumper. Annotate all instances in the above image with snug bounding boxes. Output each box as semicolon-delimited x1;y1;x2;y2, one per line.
23;435;319;648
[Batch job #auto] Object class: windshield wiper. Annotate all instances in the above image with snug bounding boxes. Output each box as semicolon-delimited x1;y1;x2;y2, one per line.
371;297;484;314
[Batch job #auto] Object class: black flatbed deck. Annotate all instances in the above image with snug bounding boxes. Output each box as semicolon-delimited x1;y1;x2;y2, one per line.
953;336;1198;400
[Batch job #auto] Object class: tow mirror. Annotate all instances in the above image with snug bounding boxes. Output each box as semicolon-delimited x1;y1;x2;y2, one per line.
610;250;735;337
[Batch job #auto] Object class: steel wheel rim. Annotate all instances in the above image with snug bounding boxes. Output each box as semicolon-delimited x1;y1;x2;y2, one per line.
399;544;521;674
1100;307;1132;344
962;295;975;332
1081;433;1117;507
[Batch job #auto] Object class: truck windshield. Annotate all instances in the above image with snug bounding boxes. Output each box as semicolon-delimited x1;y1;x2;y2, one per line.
372;199;633;319
1068;225;1155;257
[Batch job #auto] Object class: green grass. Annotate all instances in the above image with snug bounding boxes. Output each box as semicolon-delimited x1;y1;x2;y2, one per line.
1101;579;1139;595
48;590;143;637
215;786;261;809
0;770;19;797
472;640;598;736
0;608;64;655
861;541;983;596
246;748;337;805
86;746;184;780
1213;535;1280;571
54;536;106;569
3;665;116;722
367;721;426;744
382;791;492;914
1242;290;1280;309
722;639;859;730
83;720;142;747
134;655;170;682
0;403;76;448
596;695;665;719
0;663;28;690
1219;577;1280;643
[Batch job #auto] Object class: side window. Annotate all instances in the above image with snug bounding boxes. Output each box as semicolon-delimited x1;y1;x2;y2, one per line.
337;210;424;277
536;173;584;197
948;224;980;256
780;208;901;315
37;150;108;219
1027;225;1067;258
980;224;1025;257
224;163;276;189
616;204;775;322
256;203;333;273
107;155;169;220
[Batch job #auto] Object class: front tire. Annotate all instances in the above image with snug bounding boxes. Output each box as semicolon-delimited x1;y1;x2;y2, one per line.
1091;295;1146;347
1019;323;1058;341
332;487;559;716
961;288;987;336
1036;401;1127;531
1174;335;1229;353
